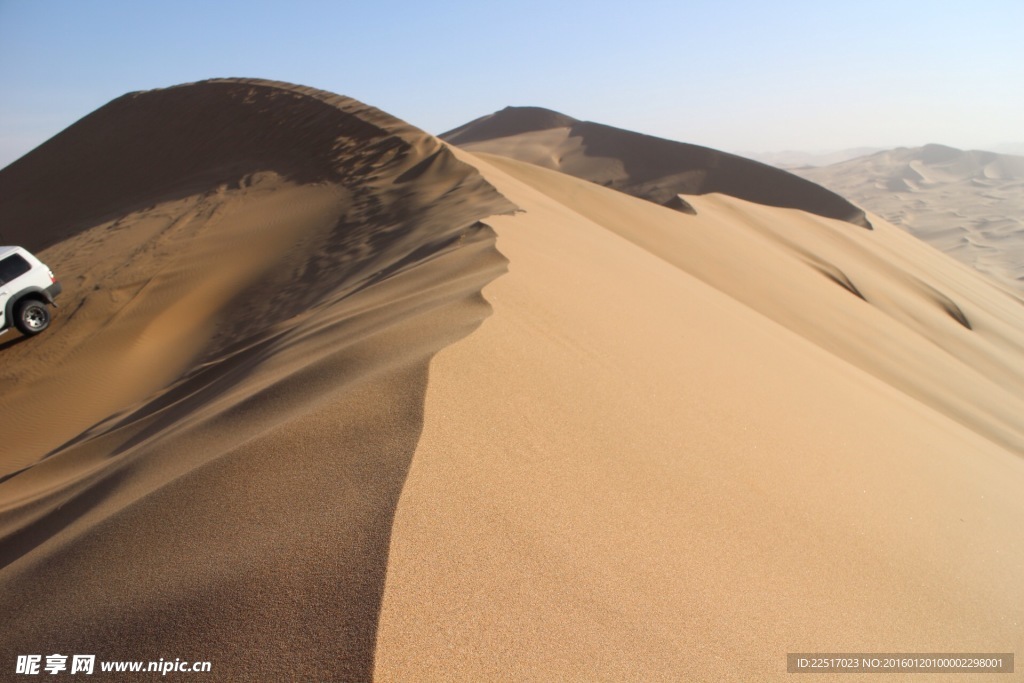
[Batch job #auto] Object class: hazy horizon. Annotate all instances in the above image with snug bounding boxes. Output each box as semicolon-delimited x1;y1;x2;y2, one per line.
2;0;1022;169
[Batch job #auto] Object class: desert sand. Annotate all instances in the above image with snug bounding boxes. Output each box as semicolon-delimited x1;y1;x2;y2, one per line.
795;145;1024;294
1;80;1022;681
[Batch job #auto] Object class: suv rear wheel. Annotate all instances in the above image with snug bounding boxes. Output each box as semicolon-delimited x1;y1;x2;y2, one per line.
14;298;51;335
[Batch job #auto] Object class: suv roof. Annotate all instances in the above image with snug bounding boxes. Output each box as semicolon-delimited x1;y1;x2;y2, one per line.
0;246;25;259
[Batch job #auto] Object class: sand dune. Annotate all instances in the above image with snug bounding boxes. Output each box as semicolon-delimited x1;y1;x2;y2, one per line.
443;106;872;227
1;83;1022;681
744;147;884;169
795;145;1024;293
377;149;1024;681
0;79;513;680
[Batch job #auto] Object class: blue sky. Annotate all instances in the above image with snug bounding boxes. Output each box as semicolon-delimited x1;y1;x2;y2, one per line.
1;0;1022;168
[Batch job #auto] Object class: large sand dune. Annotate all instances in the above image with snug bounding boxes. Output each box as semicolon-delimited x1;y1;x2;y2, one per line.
1;83;1022;680
795;145;1024;294
443;106;872;228
0;79;513;680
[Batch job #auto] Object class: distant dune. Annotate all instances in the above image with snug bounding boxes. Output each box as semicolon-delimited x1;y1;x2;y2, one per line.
744;147;884;169
992;142;1024;156
795;144;1024;293
443;106;872;228
1;83;1022;680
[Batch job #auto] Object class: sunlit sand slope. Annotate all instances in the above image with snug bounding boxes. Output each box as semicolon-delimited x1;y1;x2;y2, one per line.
374;149;1024;681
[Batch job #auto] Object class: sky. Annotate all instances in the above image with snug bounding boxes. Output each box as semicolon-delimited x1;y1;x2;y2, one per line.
1;0;1022;168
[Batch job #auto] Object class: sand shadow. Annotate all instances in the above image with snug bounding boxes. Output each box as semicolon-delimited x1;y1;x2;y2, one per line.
0;371;425;681
569;120;872;227
0;80;403;254
0;333;30;352
0;224;507;682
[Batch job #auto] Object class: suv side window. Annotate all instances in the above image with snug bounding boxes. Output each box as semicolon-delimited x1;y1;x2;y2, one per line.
0;254;31;285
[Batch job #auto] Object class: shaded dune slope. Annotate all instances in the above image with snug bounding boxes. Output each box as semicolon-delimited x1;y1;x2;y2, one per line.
442;106;871;228
0;79;513;679
1;79;415;249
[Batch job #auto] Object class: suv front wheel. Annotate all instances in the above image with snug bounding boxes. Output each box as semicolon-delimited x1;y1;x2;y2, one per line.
14;298;52;335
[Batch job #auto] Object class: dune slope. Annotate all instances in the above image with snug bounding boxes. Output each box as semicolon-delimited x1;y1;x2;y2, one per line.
0;79;513;680
467;153;1024;455
375;149;1024;680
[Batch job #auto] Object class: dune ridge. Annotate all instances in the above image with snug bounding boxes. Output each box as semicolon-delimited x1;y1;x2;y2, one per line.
442;106;872;228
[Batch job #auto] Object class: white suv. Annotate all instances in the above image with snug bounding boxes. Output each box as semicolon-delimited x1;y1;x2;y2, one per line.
0;246;62;337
